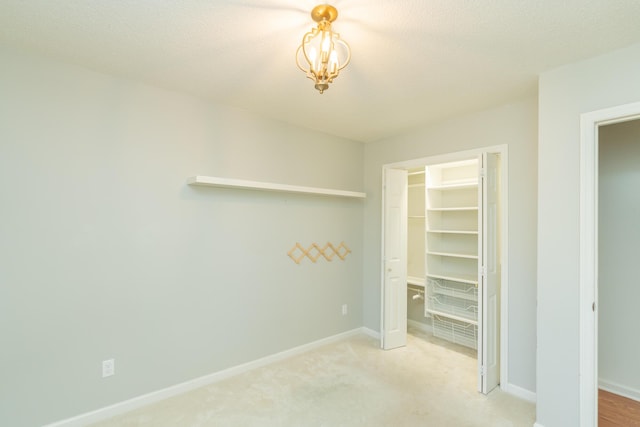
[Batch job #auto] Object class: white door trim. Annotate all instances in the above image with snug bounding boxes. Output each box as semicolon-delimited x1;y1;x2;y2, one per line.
579;101;640;427
380;144;509;391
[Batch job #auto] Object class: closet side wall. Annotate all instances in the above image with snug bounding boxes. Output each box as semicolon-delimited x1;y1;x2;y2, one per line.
407;171;429;328
598;120;640;397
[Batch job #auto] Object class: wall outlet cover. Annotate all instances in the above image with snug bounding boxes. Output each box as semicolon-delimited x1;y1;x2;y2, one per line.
102;359;115;378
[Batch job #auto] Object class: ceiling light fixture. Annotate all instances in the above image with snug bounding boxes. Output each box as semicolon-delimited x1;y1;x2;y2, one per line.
296;4;351;94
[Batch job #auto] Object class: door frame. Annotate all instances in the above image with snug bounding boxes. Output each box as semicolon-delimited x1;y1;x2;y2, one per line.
380;144;509;391
578;101;640;426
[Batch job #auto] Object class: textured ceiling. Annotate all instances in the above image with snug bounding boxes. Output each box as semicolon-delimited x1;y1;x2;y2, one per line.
2;0;640;142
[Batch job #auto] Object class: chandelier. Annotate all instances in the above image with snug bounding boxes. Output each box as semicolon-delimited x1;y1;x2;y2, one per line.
296;4;351;94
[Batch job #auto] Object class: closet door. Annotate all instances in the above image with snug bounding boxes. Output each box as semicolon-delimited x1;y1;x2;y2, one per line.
480;152;500;394
382;168;408;350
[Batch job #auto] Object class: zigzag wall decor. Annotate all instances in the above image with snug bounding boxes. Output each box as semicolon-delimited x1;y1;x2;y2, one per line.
287;242;351;264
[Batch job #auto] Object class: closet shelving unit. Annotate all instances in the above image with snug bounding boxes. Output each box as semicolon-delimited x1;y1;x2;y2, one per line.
424;159;480;349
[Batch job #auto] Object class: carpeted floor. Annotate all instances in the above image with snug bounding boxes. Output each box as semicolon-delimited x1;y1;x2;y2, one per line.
91;328;535;427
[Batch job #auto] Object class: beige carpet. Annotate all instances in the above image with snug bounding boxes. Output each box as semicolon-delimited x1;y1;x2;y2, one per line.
92;328;535;427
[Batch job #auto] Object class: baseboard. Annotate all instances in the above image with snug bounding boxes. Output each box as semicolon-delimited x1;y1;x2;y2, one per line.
599;378;640;402
533;423;545;427
361;326;380;339
43;327;367;427
502;382;536;403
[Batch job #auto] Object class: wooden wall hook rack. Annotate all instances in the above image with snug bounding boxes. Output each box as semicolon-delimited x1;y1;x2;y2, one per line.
288;242;351;264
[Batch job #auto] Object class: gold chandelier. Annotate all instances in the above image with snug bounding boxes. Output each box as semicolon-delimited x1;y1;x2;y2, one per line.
296;4;351;94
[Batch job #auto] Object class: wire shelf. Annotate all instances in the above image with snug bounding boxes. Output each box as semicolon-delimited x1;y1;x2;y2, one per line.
427;277;478;301
427;294;477;322
433;315;478;349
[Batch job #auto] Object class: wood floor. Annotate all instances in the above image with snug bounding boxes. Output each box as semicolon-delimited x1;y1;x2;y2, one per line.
600;389;640;426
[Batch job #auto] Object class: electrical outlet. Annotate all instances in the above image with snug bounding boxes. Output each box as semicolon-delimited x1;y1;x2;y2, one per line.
102;359;115;378
342;304;348;315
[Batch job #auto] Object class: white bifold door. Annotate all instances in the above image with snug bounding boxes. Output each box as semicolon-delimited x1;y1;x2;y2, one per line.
479;152;500;394
382;168;408;350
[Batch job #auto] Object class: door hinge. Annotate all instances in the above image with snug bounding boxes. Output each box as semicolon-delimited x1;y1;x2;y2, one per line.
480;365;486;376
480;167;486;178
592;302;596;312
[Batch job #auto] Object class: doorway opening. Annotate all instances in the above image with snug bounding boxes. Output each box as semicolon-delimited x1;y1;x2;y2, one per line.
598;119;640;425
579;102;640;426
381;145;508;394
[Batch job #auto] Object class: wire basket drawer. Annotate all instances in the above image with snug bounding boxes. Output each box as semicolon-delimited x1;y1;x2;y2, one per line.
427;294;478;322
427;277;478;301
433;315;478;349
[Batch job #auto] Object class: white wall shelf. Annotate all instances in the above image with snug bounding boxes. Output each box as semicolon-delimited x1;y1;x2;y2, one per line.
187;176;366;199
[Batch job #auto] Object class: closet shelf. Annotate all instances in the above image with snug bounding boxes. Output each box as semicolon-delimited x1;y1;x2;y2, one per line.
426;251;478;260
426;272;478;285
426;309;478;325
427;229;479;235
427;207;478;212
427;182;477;190
187;176;366;199
407;276;425;287
427;278;478;301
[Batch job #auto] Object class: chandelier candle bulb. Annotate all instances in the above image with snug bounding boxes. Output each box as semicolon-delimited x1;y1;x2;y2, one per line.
296;4;351;94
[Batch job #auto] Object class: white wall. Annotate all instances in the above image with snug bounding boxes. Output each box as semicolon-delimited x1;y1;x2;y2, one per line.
598;120;640;398
362;96;538;395
0;47;364;427
537;41;640;426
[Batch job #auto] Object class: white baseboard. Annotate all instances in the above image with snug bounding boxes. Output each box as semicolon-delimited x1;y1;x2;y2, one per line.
361;326;380;339
533;423;545;427
599;378;640;402
502;382;536;403
43;327;367;427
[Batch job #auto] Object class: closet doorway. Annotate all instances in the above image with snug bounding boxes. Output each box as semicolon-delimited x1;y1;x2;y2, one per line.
579;101;640;426
380;145;508;394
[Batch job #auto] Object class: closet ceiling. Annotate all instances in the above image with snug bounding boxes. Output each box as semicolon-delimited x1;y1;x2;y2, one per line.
2;0;640;142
